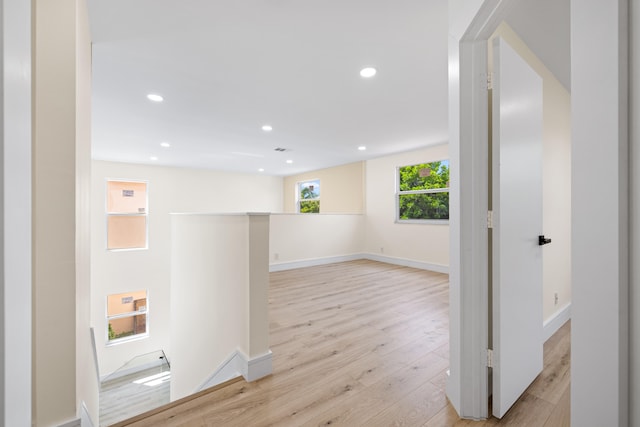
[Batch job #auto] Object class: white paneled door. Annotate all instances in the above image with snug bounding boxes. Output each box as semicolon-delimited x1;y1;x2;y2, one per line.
491;36;544;419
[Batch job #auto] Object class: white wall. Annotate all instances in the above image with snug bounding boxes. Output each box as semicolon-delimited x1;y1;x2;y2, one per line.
571;1;629;425
282;162;365;214
270;214;365;269
1;0;32;424
365;145;450;271
170;213;270;401
91;161;282;377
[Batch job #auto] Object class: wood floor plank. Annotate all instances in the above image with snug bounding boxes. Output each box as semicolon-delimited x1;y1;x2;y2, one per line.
543;385;570;427
425;403;500;427
363;381;447;426
302;352;449;426
113;260;570;427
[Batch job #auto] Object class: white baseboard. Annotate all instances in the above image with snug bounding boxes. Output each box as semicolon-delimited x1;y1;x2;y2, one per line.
197;350;244;391
269;254;364;272
239;350;273;382
269;253;449;274
56;401;94;427
363;253;449;274
58;418;80;427
543;302;571;342
80;401;95;427
198;349;273;392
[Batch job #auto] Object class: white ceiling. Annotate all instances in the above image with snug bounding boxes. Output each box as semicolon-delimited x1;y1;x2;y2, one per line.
88;0;568;177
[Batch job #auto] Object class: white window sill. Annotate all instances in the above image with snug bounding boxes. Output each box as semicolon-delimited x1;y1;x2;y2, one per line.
106;333;149;347
395;219;449;225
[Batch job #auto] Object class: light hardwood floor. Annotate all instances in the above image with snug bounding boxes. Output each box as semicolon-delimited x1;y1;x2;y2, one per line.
112;260;570;426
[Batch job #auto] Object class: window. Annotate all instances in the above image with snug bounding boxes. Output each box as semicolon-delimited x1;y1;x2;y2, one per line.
397;160;449;222
106;180;148;250
297;179;320;213
107;290;148;344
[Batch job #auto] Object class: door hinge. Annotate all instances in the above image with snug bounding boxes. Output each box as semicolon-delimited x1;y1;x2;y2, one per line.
487;210;494;229
487;72;493;90
487;348;494;368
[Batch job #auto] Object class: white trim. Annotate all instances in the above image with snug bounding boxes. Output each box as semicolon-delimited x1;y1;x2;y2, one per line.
197;349;273;392
269;254;364;272
79;401;95;427
543;303;571;343
57;418;80;427
239;350;273;382
363;253;449;274
197;351;243;392
450;0;521;420
269;253;449;274
89;327;100;382
2;0;33;424
395;219;449;225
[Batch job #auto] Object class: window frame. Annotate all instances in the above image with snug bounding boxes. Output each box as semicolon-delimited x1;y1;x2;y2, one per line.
296;179;321;214
106;290;149;346
105;179;149;251
395;159;450;224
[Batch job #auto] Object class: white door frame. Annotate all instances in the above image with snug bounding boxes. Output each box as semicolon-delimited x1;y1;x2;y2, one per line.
1;0;33;424
447;0;522;420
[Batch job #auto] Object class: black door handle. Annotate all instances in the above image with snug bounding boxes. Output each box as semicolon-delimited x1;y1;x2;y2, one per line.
538;235;552;246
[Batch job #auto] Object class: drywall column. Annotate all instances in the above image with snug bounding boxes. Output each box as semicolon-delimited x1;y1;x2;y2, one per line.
246;214;271;370
170;213;271;401
571;1;629;426
0;0;32;425
33;0;96;425
630;2;639;425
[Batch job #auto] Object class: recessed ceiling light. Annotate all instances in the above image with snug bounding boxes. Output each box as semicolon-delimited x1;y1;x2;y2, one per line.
262;125;273;132
160;142;171;148
150;156;158;161
258;168;265;172
358;146;367;151
360;67;377;78
147;93;164;102
286;159;293;164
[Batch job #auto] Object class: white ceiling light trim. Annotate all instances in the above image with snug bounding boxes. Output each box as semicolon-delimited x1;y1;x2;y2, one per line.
358;146;366;151
359;67;377;78
150;156;159;161
147;93;164;102
160;142;171;148
261;124;273;132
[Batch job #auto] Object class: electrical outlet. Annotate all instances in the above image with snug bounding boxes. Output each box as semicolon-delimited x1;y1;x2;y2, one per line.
554;292;558;305
274;253;279;261
380;247;384;253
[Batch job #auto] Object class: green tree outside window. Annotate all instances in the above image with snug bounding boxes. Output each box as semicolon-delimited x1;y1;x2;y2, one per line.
298;180;320;213
398;160;449;221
